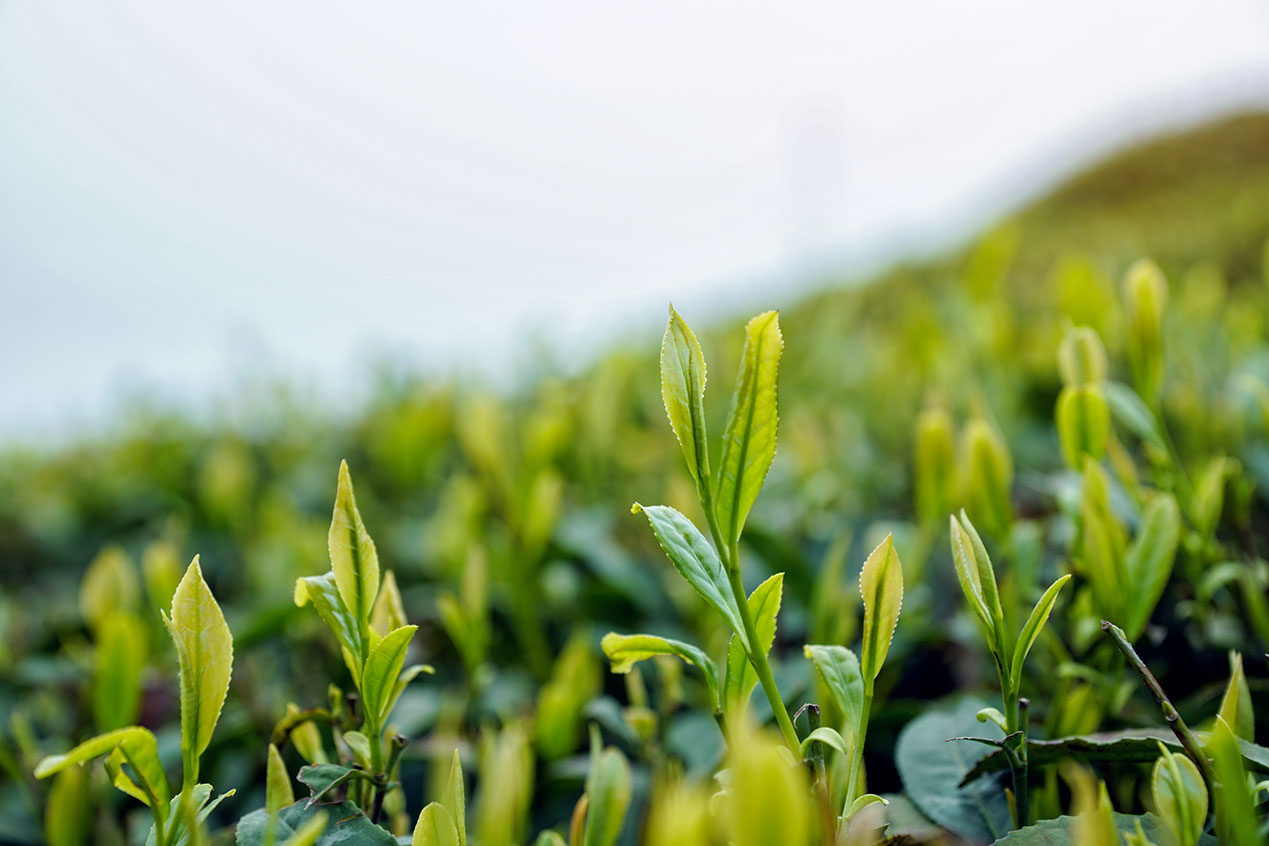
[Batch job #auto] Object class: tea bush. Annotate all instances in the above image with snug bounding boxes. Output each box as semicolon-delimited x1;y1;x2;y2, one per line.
4;114;1269;844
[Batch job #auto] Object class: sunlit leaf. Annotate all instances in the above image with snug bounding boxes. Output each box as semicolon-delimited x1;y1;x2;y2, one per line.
1217;652;1254;742
328;460;381;632
267;744;295;814
361;624;417;725
1010;574;1072;685
602;632;720;713
715;310;783;546
1122;493;1180;640
35;727;170;823
413;803;460;846
582;746;632;846
659;305;711;487
803;644;864;738
93;612;146;732
724;572;783;710
859;535;903;693
294;573;366;684
1152;746;1206;846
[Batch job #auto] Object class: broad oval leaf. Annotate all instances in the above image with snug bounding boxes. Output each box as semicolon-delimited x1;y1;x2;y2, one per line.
361;624;417;724
1009;574;1072;686
859;535;903;692
582;747;632;846
1122;493;1180;640
803;645;864;736
632;504;749;650
413;803;460;846
715;310;783;546
328;460;381;631
660;305;711;487
162;556;233;787
1152;748;1207;846
723;572;784;710
602;632;721;712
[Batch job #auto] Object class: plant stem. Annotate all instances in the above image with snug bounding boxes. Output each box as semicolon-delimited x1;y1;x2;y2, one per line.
725;559;800;752
803;705;838;846
1012;697;1031;829
843;692;873;817
1100;621;1217;786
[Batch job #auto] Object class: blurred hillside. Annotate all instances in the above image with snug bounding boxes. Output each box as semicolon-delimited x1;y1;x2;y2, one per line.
2;110;1269;842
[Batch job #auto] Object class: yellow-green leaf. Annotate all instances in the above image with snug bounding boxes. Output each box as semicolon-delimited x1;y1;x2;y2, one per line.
724;572;783;710
1217;652;1254;742
267;744;295;814
414;802;460;846
371;569;408;638
162;556;233;788
1009;573;1072;685
329;460;381;631
949;512;1004;657
362;624;417;724
1151;746;1206;846
44;765;90;846
295;572;366;684
1122;493;1180;641
441;749;467;846
35;727;170;821
660;305;711;487
602;632;720;713
803;645;864;739
582;747;632;846
1056;384;1110;469
79;545;139;632
93;612;146;732
716;310;783;546
281;813;329;846
859;535;903;693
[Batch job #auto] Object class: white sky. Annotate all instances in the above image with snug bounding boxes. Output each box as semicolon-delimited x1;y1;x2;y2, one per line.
3;1;1269;435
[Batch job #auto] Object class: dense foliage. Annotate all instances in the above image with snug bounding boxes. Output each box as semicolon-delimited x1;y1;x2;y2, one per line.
4;113;1269;844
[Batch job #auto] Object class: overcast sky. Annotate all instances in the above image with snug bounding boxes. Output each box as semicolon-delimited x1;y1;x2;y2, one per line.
3;1;1269;436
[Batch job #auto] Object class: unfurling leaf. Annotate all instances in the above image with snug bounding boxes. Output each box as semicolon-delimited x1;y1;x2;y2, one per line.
949;512;1005;659
1058;325;1109;386
724;572;783;710
1123;259;1168;407
328;460;381;631
1010;574;1072;685
632;504;749;650
35;727;170;821
413;803;461;846
960;418;1013;538
582;745;632;846
859;535;903;693
267;744;295;814
1217;652;1254;742
715;310;783;547
602;632;720;712
361;624;418;724
371;569;408;638
162;556;233;788
1056;384;1110;469
914;406;957;526
660;305;711;487
1151;745;1206;846
803;645;864;737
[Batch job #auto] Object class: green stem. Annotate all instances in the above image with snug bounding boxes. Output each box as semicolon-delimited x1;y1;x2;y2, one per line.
843;693;873;817
803;705;837;846
1100;621;1216;786
726;548;800;753
1010;697;1031;829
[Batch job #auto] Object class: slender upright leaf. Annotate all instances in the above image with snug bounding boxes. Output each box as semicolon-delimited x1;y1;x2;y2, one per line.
724;572;783;708
413;803;460;846
1217;653;1254;742
632;504;749;650
582;747;632;846
1010;574;1072;684
1122;494;1180;640
660;305;711;486
949;513;1004;654
93;612;146;732
441;749;467;846
859;535;903;692
361;624;417;724
328;460;381;629
267;744;295;814
715;310;783;546
162;556;233;787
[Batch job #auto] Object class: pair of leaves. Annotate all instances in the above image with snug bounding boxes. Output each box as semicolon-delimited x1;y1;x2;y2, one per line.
1152;745;1207;846
661;307;783;548
950;511;1070;693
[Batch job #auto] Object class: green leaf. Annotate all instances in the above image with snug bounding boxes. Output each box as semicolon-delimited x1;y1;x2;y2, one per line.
660;305;711;487
161;556;234;788
715;310;783;546
1217;652;1254;742
949;513;1005;662
1122;493;1180;640
1105;381;1166;450
803;645;864;738
800;726;848;758
361;624;417;724
413;803;460;846
858;535;903;693
236;801;394;846
294;572;366;684
991;812;1178;845
328;460;381;631
280;814;328;846
440;749;466;846
631;504;749;649
44;766;90;846
93;612;146;732
844;793;888;821
1056;385;1110;469
1209;717;1259;846
370;569;408;638
35;727;170;822
724;572;783;709
582;747;632;846
1009;574;1072;685
79;545;140;633
267;744;295;814
961;728;1269;785
340;731;371;768
601;632;721;713
1152;747;1207;846
894;698;1011;844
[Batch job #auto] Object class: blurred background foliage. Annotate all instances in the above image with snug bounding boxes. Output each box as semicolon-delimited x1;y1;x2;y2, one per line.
3;112;1269;843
